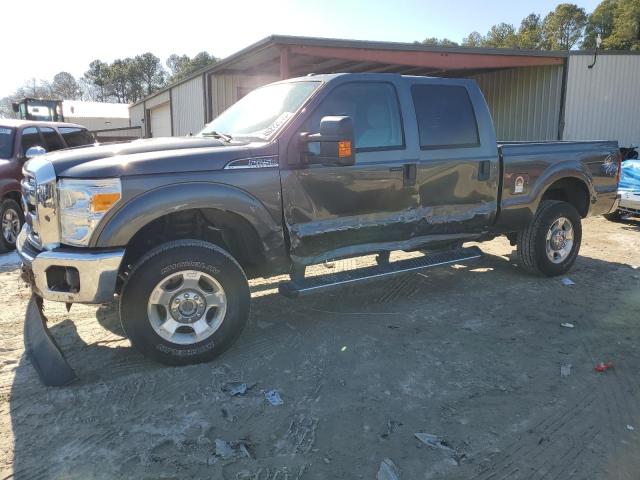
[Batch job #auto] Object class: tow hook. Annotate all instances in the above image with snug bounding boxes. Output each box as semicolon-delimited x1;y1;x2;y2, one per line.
24;295;78;386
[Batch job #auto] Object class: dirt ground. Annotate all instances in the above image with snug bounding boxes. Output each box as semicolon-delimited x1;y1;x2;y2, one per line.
1;215;639;480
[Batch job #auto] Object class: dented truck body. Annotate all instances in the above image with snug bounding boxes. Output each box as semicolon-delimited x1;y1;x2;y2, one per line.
16;73;620;385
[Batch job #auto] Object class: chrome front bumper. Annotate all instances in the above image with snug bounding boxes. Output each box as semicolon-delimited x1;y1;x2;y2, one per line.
17;225;125;304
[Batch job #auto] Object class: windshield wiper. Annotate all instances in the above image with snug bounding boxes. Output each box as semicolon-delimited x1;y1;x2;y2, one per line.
201;131;232;142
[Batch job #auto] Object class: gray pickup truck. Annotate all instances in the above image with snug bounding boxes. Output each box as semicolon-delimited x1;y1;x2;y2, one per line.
17;73;620;385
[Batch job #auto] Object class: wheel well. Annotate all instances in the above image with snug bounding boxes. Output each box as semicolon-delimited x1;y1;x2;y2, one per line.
121;208;266;277
3;191;21;203
540;178;590;217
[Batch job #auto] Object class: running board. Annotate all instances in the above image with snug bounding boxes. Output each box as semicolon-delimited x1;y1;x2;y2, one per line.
279;246;483;298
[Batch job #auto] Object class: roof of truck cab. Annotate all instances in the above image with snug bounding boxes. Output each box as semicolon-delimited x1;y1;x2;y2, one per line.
0;119;86;129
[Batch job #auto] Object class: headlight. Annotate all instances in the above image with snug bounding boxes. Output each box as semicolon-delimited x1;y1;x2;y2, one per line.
58;178;121;246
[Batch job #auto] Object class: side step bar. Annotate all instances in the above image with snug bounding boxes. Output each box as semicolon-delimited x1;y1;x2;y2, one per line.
279;246;483;298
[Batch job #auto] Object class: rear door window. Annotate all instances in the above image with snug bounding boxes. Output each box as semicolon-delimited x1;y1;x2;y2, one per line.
21;127;42;153
0;127;15;159
58;127;95;147
411;84;479;149
40;127;65;151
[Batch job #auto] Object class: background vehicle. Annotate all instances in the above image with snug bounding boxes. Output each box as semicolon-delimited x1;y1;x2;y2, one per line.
16;73;620;385
0;119;95;252
605;155;640;221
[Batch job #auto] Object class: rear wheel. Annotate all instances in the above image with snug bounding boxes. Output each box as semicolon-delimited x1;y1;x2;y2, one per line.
517;200;582;277
120;240;250;365
0;199;23;253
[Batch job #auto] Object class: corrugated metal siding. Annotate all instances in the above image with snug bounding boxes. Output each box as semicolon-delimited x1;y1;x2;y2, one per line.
129;103;145;128
171;76;205;136
145;90;170;109
564;55;640;147
471;65;563;141
209;73;279;119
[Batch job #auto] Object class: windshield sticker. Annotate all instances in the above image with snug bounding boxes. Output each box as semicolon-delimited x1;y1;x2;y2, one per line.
0;128;12;135
262;112;293;138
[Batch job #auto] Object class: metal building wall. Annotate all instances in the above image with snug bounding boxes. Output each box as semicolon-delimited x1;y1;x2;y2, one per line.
171;76;205;136
129;102;145;129
209;73;280;119
471;65;564;141
563;54;640;147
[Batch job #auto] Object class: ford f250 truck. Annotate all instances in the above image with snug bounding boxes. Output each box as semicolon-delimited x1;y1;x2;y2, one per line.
16;73;620;385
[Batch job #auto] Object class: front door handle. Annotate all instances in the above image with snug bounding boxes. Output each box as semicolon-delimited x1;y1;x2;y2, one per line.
478;160;491;181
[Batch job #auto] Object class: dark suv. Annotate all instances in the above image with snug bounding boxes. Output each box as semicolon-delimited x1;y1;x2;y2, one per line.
0;119;94;252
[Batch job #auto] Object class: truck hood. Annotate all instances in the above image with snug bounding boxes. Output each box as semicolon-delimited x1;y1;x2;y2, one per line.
39;137;254;178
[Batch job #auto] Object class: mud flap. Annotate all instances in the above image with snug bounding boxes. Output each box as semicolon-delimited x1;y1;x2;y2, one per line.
24;295;78;386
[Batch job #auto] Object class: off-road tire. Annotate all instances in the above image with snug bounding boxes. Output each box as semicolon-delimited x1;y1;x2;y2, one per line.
0;198;24;253
119;239;250;366
516;200;582;277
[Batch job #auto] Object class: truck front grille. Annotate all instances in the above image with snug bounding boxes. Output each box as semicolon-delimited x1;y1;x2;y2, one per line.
21;158;59;250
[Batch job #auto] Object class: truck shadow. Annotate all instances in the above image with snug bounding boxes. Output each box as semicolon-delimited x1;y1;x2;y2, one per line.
6;250;640;479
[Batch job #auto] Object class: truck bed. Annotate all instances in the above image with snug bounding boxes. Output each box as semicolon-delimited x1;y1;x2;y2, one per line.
494;140;620;232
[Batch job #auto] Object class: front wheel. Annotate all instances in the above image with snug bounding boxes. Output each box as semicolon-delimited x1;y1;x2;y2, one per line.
120;240;250;365
516;200;582;277
0;199;24;253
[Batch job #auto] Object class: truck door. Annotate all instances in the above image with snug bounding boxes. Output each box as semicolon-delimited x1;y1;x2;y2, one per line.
409;80;499;236
280;80;419;264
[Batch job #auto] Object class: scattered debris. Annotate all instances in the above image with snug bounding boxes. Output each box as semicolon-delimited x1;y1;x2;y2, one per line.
630;265;639;270
265;390;284;406
414;432;453;452
214;438;251;460
323;260;335;269
560;364;572;378
561;322;575;328
561;277;575;286
222;382;249;396
380;419;403;439
594;362;614;373
377;458;400;480
626;425;635;431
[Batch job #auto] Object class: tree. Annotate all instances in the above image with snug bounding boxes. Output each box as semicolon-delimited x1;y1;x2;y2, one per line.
462;31;484;47
50;72;82;100
83;60;110;102
583;0;617;48
420;37;459;47
135;53;166;96
167;52;217;82
542;3;588;49
518;13;544;49
603;0;640;50
484;23;519;48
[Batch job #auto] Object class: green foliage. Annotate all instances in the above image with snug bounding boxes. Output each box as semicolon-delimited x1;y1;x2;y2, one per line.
420;37;459;47
602;0;640;50
167;52;217;82
518;14;544;49
484;23;519;48
542;3;588;49
462;32;484;47
583;0;618;48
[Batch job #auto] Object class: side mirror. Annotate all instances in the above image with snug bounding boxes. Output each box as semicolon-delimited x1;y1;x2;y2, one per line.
25;146;47;160
300;115;355;166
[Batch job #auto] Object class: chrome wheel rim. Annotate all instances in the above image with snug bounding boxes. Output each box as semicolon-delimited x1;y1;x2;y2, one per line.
545;216;574;264
147;270;227;345
2;208;20;244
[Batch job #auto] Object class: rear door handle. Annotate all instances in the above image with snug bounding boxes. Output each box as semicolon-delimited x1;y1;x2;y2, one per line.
403;163;417;187
478;160;491;181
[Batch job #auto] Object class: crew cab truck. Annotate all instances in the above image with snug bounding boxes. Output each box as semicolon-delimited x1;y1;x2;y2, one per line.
0;120;95;253
17;73;620;385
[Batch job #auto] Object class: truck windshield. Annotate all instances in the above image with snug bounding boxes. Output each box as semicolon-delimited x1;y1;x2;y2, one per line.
199;81;320;141
0;127;15;159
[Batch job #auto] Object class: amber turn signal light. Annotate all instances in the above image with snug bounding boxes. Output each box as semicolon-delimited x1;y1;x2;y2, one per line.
91;192;121;213
338;140;352;158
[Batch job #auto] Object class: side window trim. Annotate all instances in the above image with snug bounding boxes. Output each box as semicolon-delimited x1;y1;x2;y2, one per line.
20;126;44;155
40;126;65;151
305;80;406;154
411;83;481;151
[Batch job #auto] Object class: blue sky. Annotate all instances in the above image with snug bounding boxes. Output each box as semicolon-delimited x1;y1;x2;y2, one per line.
0;0;602;98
